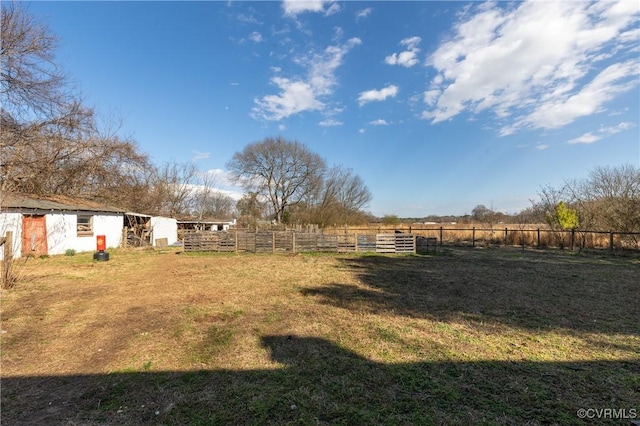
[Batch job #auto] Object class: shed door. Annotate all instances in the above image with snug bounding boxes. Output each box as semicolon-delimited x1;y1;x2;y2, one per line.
22;215;48;257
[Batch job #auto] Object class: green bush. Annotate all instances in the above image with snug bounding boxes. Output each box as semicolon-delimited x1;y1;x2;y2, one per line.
65;249;76;256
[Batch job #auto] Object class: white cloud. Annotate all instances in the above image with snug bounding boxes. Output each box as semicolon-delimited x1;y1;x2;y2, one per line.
195;169;246;201
253;77;324;120
236;13;261;25
568;133;601;145
423;0;640;134
601;121;634;135
385;36;421;68
324;2;341;16
248;32;263;43
519;60;638;131
535;144;549;150
319;118;342;126
200;168;235;188
423;89;440;106
192;151;211;161
253;38;361;120
358;84;399;106
567;121;634;144
356;8;372;22
370;119;390;126
282;0;338;17
186;183;244;202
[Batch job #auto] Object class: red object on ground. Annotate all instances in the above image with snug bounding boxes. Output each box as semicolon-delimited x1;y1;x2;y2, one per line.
96;235;106;252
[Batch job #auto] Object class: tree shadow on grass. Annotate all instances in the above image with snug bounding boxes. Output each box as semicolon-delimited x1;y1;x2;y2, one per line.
301;250;640;335
2;335;638;425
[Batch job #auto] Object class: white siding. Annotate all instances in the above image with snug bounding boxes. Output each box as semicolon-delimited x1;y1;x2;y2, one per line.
150;216;178;246
0;213;23;260
45;213;76;255
46;213;123;255
0;212;124;258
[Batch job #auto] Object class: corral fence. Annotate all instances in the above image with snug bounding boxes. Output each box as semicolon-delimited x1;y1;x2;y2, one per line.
332;226;640;253
183;227;640;254
182;231;437;254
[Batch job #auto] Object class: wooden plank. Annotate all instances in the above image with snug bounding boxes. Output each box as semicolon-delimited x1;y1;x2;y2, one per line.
274;231;292;252
356;234;376;252
396;234;415;253
292;233;316;252
376;234;396;253
337;234;355;252
318;235;339;251
394;234;415;253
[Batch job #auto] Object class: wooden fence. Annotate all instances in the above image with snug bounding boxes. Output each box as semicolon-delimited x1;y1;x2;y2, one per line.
330;226;640;253
182;227;640;255
183;231;422;254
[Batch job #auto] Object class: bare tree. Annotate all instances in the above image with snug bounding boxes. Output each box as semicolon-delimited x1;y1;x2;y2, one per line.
529;165;640;249
204;192;235;219
227;136;326;223
471;204;503;230
236;192;266;227
583;165;640;233
188;170;235;220
1;2;98;195
1;2;155;211
311;165;371;226
1;2;71;123
150;161;200;217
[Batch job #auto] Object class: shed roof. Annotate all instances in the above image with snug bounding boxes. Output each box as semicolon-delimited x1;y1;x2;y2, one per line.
1;193;126;214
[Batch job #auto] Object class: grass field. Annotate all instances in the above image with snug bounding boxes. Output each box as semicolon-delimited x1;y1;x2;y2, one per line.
1;247;638;425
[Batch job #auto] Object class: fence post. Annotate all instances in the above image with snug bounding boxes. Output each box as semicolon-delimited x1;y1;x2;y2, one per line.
235;230;238;253
413;234;417;254
439;227;443;247
292;232;296;254
272;231;276;253
5;231;13;259
537;228;541;248
472;227;476;247
504;228;508;247
355;233;358;252
609;230;614;253
570;229;575;251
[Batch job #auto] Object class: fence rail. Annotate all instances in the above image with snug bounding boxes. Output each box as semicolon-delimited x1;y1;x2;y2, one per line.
182;227;640;254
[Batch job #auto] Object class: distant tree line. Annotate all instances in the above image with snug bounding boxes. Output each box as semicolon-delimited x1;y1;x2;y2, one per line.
399;165;639;247
527;164;639;247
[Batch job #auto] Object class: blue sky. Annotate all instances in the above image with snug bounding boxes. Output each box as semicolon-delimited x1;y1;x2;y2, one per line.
28;1;639;217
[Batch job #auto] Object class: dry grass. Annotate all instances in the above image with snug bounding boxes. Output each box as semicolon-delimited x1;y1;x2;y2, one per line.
1;247;638;425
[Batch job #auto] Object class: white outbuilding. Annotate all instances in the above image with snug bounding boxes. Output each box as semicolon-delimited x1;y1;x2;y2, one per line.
1;194;125;260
